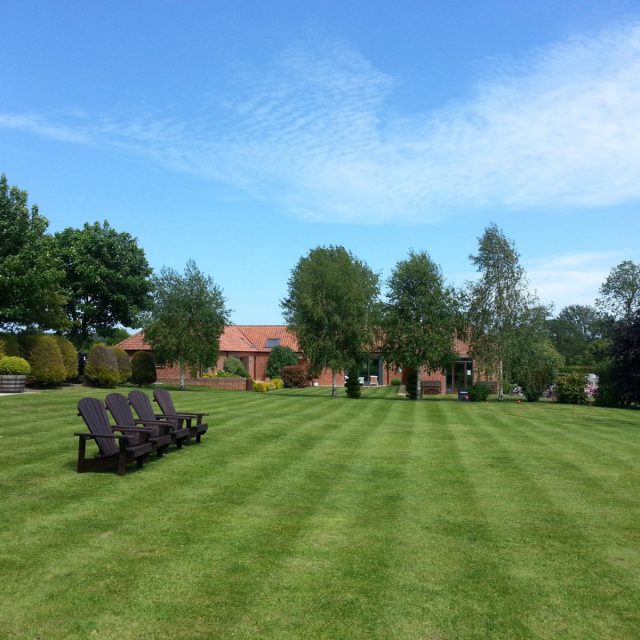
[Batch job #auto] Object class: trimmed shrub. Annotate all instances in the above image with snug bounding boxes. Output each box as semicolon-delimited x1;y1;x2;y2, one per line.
281;364;310;388
345;366;362;399
0;356;31;375
131;351;157;386
112;347;132;383
30;336;66;385
84;344;120;387
554;373;587;404
390;377;401;386
271;377;284;390
17;332;41;361
266;346;299;378
469;382;490;402
405;370;418;400
253;381;270;392
0;333;19;356
54;336;78;381
223;356;249;378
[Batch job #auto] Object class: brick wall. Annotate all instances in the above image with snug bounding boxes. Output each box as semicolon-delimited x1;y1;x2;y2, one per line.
156;375;248;391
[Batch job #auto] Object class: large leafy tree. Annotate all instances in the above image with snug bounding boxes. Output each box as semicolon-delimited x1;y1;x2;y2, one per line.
54;221;153;347
597;260;640;321
281;245;380;397
143;260;229;390
382;250;459;399
549;304;603;366
0;174;66;330
465;223;540;400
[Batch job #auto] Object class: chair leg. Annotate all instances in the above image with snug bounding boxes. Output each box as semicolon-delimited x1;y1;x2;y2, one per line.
77;438;87;473
117;452;127;476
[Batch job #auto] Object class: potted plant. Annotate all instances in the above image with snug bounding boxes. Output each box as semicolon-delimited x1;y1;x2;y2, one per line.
0;356;31;393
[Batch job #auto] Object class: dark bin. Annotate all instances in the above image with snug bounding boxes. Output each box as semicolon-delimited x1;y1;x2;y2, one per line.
458;390;470;401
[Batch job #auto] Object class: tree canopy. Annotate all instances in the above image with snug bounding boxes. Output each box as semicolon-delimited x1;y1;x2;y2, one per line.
266;345;299;379
465;223;541;399
54;221;153;347
281;245;379;397
382;250;459;398
143;260;229;389
597;260;640;321
0;174;66;330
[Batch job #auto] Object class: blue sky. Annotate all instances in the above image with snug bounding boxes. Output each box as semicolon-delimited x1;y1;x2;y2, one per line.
2;1;639;324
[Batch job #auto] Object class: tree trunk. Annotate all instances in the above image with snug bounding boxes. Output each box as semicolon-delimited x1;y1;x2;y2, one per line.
179;364;186;391
332;371;337;398
497;358;504;401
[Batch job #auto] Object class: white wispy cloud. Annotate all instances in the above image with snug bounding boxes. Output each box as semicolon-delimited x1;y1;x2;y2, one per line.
527;251;624;311
1;24;640;223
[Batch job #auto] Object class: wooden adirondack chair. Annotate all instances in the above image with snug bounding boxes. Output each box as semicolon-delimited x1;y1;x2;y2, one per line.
105;393;173;457
75;397;153;476
128;390;191;448
153;388;209;443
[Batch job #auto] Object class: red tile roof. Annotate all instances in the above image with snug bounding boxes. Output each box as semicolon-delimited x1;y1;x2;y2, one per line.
116;325;300;354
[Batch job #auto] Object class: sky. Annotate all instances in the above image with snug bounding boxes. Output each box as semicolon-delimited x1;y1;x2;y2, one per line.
1;0;639;324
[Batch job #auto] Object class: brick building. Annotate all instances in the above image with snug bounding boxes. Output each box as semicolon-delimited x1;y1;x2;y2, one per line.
117;325;475;392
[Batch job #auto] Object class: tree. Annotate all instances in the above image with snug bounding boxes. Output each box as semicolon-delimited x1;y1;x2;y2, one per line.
513;337;564;402
597;260;640;320
596;310;640;407
465;223;539;400
0;174;66;330
281;246;380;397
266;345;299;378
549;304;603;365
54;221;153;348
382;251;459;399
143;260;229;390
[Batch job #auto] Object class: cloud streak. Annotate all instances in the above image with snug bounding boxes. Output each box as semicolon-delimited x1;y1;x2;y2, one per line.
1;24;640;223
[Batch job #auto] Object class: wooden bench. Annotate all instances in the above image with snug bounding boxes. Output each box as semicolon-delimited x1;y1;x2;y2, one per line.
420;380;442;395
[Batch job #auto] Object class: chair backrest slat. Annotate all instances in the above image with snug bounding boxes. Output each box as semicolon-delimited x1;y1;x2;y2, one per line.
105;393;136;428
153;388;177;417
128;390;156;422
78;397;118;456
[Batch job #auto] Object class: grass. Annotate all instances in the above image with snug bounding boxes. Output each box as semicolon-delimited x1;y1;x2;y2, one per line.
1;385;640;639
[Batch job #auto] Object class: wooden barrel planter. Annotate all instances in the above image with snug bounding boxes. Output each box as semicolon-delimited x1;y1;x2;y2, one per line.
0;375;27;393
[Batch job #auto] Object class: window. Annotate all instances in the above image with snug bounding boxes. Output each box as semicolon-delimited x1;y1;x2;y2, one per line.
265;338;281;348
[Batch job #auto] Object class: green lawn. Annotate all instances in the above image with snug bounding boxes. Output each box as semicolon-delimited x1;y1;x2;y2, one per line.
1;385;639;639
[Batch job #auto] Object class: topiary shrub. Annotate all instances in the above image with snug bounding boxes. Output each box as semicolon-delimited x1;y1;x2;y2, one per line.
223;356;249;378
390;377;401;386
253;381;270;392
554;372;587;404
112;347;132;383
271;377;284;390
54;336;78;381
84;344;120;387
131;350;157;386
281;364;310;388
17;332;41;361
345;366;362;399
266;346;299;378
469;382;490;401
405;370;418;400
0;356;31;375
0;333;20;356
29;336;66;385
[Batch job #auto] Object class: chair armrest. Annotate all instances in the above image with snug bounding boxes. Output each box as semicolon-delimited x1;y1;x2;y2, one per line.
74;432;123;439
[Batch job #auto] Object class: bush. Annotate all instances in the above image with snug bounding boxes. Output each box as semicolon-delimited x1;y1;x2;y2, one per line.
223;356;249;378
54;336;78;381
390;377;401;386
266;345;299;378
405;370;418;400
29;336;66;385
131;351;157;385
0;333;19;357
112;347;132;383
0;356;31;375
281;364;310;388
345;366;362;399
253;381;270;392
84;344;120;387
469;382;490;401
271;377;284;390
554;373;587;404
17;332;41;361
